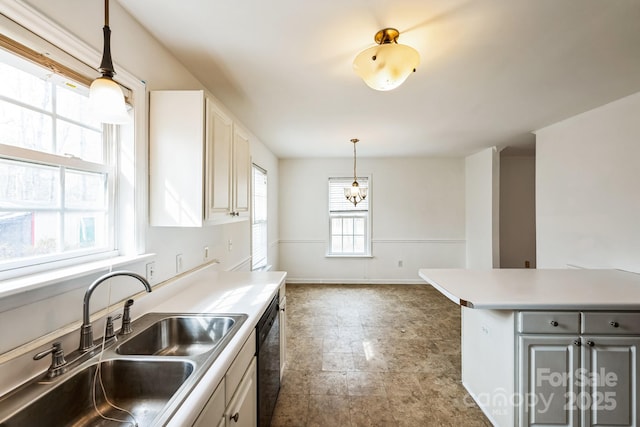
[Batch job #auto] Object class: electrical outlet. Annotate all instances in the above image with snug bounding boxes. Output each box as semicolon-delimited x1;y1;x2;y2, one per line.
145;262;155;281
176;254;183;273
397;260;403;267
228;239;233;252
204;246;209;260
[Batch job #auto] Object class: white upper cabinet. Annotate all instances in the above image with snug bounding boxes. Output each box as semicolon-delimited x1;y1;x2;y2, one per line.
231;124;250;216
205;101;250;222
205;98;233;217
149;90;206;227
149;90;250;227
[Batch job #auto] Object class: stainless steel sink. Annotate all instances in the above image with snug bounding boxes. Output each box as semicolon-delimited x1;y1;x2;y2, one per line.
0;359;193;427
117;315;238;357
0;312;248;426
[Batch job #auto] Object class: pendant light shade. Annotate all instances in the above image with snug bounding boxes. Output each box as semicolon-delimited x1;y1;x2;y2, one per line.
89;76;128;124
353;28;419;91
89;0;129;124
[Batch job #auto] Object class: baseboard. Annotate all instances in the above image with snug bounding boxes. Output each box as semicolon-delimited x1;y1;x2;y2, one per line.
284;278;425;285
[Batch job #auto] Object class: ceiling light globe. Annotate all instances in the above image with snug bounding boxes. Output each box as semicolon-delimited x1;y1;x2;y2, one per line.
353;43;420;91
89;76;130;124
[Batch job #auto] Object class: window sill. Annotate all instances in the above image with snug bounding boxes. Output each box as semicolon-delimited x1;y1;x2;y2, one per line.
325;254;374;259
0;253;155;312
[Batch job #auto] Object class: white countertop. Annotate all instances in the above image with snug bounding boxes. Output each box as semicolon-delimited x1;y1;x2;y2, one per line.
418;268;640;310
0;264;286;426
127;266;287;426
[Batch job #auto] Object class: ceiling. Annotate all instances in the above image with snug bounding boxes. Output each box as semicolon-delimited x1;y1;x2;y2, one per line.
118;0;640;159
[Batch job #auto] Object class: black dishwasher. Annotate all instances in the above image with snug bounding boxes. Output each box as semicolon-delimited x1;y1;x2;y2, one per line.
256;294;280;427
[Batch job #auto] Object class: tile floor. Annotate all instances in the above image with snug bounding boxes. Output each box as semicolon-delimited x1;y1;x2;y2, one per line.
271;283;492;427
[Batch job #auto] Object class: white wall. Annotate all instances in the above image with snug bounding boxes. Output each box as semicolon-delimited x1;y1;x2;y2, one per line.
500;153;536;268
279;157;466;283
465;147;500;268
0;0;279;355
536;91;640;272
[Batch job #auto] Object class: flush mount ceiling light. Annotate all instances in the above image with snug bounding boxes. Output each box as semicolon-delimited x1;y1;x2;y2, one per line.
345;138;368;206
89;0;129;124
353;28;420;91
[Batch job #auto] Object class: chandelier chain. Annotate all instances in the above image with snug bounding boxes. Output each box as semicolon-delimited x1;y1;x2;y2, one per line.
353;141;357;181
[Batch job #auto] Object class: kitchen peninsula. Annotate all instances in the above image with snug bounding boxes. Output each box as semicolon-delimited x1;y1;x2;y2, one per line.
418;268;640;427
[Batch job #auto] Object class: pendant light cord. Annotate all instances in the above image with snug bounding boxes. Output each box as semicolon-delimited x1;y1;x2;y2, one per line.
104;0;109;27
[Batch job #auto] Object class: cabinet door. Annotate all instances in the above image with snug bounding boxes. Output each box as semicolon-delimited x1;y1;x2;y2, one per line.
193;381;225;427
233;126;250;214
518;335;580;427
206;97;233;217
150;90;206;226
581;336;640;427
226;357;257;427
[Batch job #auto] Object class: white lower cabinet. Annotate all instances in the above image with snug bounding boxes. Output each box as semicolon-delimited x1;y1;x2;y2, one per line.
517;312;640;427
193;331;257;427
193;380;225;427
225;358;257;427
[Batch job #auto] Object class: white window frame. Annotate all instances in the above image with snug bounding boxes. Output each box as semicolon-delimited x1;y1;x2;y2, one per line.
327;175;372;257
0;3;148;296
251;164;268;270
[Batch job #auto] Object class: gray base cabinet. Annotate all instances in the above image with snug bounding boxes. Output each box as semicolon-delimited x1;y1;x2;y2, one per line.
517;312;640;427
582;336;640;427
518;335;580;426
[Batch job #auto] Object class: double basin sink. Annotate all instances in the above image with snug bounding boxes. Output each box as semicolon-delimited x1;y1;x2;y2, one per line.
0;312;247;426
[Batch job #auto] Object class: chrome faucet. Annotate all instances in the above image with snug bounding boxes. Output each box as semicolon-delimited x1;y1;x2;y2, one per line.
33;342;67;378
79;270;152;351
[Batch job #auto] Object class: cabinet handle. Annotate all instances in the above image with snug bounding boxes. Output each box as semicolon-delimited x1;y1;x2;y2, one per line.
587;340;595;347
230;412;240;422
610;321;619;328
549;320;558;327
573;339;581;346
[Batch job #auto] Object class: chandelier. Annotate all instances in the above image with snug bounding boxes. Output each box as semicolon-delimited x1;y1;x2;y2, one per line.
344;138;367;206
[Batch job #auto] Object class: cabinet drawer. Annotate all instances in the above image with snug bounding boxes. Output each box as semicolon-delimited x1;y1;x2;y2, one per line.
518;312;580;334
226;330;256;405
582;312;640;334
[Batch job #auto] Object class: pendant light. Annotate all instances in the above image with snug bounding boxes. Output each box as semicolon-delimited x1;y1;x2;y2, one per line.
353;28;420;91
89;0;129;124
344;138;367;206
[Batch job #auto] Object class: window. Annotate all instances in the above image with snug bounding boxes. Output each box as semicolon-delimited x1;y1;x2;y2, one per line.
328;177;370;256
252;164;268;270
0;40;115;273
